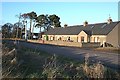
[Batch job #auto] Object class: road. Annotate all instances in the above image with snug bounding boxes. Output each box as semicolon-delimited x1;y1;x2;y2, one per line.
10;40;120;70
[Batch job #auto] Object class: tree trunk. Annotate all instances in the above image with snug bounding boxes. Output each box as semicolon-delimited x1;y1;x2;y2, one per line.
31;22;35;39
29;19;32;39
39;27;41;39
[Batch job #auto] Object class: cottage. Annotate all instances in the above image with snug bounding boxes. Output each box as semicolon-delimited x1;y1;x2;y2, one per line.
42;19;120;47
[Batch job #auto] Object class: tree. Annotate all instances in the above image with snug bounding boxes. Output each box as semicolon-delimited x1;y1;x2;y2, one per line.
26;11;37;39
35;14;61;32
21;13;29;40
15;13;23;38
2;23;13;38
21;13;29;27
35;14;51;32
48;14;61;28
13;22;24;38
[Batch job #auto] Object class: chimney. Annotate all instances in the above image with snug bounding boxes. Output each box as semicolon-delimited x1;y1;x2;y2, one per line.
107;15;112;24
83;21;88;27
64;24;68;28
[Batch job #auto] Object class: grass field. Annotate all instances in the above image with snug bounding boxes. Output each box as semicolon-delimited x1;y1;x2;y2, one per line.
2;40;120;79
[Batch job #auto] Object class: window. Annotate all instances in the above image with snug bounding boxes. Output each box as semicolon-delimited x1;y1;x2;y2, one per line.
68;37;70;41
94;37;95;42
50;36;52;40
81;36;84;42
59;37;62;40
88;36;90;42
97;37;99;42
53;37;55;40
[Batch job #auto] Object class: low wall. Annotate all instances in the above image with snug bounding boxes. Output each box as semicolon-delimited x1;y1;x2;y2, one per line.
82;42;100;48
28;40;100;48
44;41;82;47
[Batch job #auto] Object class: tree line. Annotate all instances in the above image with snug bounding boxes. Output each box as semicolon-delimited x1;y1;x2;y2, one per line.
2;11;61;39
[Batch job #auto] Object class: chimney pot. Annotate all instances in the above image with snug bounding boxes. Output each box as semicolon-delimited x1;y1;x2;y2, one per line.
83;21;88;27
107;15;112;24
64;24;68;28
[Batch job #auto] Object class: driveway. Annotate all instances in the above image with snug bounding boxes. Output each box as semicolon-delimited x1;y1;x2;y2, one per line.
9;40;120;70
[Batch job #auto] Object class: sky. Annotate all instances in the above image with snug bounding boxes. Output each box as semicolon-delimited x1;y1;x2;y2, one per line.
1;0;119;2
1;2;119;32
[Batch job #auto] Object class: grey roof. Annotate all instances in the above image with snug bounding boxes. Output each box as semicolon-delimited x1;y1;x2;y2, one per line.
44;21;120;35
82;30;92;35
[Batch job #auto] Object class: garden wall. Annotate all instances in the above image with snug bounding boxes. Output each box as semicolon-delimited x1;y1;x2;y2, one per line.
82;42;100;48
44;41;82;47
28;40;100;48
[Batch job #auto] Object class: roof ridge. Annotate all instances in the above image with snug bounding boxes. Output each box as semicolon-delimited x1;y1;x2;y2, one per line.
67;21;120;27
